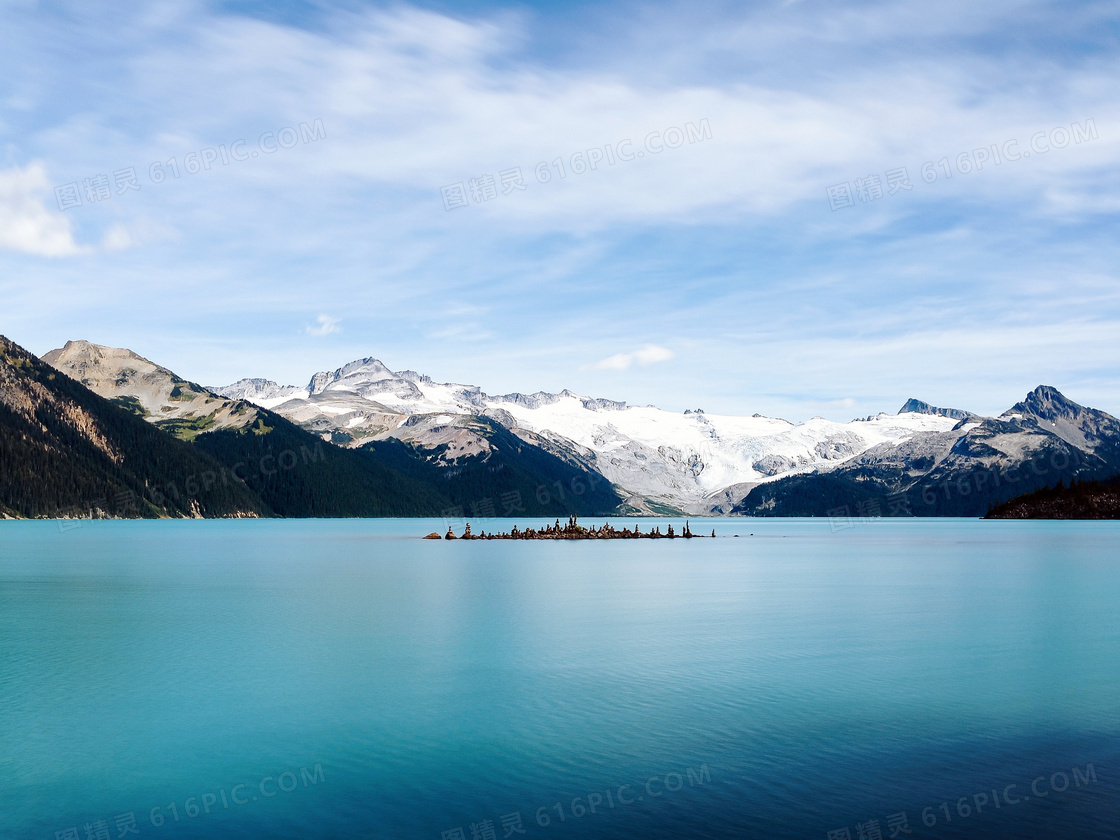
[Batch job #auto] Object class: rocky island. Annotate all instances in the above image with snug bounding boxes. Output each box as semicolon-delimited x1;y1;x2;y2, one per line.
425;515;713;540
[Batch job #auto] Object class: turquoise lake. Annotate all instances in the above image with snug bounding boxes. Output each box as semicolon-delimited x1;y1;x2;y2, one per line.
1;518;1117;839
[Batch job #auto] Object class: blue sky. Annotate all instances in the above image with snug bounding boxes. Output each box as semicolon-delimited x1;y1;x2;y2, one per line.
1;0;1118;421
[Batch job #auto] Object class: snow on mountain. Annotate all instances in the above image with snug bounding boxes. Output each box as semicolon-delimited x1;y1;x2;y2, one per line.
210;378;308;409
733;385;1120;518
489;394;958;510
216;357;962;512
897;398;977;422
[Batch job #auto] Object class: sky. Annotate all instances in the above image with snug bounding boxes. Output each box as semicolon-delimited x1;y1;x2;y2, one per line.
1;0;1118;422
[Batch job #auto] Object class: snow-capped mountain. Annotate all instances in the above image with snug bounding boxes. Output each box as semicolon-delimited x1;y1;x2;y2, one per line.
35;340;1120;518
897;398;979;422
215;357;962;513
735;386;1120;517
485;392;961;511
210;378;307;409
38;341;621;519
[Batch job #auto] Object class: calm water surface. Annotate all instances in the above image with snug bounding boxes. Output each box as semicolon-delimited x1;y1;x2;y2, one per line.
1;518;1117;839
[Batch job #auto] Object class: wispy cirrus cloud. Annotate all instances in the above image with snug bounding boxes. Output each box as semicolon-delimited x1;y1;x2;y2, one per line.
2;0;1119;420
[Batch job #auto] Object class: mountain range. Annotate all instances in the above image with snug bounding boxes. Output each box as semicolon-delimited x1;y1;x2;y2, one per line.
3;334;1118;520
211;357;964;514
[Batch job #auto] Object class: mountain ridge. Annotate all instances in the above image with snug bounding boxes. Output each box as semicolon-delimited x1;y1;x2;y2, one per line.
43;341;622;519
212;355;963;513
11;336;1116;519
0;335;267;519
735;385;1120;517
897;398;978;422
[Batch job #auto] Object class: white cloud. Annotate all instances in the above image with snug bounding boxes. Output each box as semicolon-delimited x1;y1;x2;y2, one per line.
117;2;1118;229
0;163;86;256
305;314;341;336
586;344;674;371
23;1;1110;251
4;0;1120;421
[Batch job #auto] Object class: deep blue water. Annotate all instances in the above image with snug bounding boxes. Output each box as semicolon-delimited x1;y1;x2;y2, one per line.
1;518;1117;840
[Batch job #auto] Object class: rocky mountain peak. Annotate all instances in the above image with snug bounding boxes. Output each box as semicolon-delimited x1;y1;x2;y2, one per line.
898;398;974;421
55;339;99;358
211;378;303;402
44;340;152;371
42;340;259;439
307;357;394;394
1006;386;1083;422
492;391;563;410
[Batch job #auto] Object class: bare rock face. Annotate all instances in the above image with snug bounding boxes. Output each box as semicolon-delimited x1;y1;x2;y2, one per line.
210;378;305;406
1002;385;1120;455
813;433;862;461
43;341;259;440
898;398;978;422
752;454;794;476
